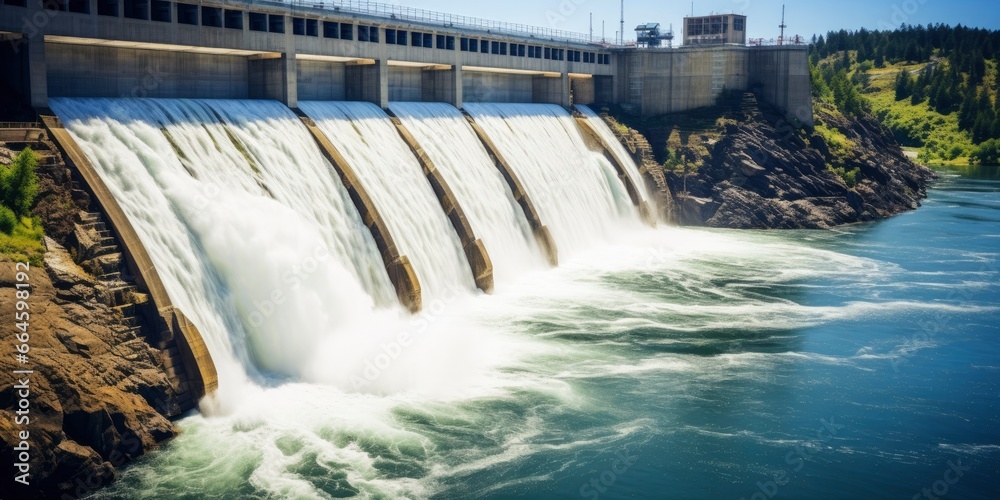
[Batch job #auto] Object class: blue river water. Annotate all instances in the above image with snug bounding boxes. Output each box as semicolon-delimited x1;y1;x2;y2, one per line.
101;167;999;499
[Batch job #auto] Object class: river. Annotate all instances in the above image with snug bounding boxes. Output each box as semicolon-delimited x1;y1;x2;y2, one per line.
98;166;999;499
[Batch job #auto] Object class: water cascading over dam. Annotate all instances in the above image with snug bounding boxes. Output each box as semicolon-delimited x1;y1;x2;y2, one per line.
297;101;478;302
387;102;546;285
48;98;648;404
463;103;640;257
49;98;399;394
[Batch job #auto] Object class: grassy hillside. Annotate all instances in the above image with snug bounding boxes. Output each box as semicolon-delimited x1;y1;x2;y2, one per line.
810;25;1000;166
866;59;985;165
0;147;44;266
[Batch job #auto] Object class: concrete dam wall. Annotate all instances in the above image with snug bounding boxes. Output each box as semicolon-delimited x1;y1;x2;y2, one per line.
2;0;813;409
2;0;810;124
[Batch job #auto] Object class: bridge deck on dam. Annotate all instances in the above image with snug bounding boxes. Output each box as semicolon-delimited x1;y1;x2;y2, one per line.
1;0;810;125
0;0;615;109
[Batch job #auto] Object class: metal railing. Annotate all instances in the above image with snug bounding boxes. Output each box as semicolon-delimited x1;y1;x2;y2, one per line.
0;122;42;129
253;0;607;45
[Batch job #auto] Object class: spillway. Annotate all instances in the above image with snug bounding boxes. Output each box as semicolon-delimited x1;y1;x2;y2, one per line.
49;98;396;390
388;102;545;285
574;104;650;202
48;98;656;409
298;101;477;300
463;103;639;257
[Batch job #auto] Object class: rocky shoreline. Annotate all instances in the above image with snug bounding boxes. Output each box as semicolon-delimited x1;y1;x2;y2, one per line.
1;153;181;499
607;94;936;229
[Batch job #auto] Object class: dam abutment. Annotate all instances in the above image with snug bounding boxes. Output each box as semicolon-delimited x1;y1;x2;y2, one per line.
38;112;219;408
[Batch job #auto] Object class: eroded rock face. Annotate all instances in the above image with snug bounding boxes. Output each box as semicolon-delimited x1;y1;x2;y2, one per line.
0;240;178;499
666;105;935;229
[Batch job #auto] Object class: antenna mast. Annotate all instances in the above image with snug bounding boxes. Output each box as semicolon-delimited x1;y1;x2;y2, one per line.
779;4;787;45
590;13;593;42
620;0;625;45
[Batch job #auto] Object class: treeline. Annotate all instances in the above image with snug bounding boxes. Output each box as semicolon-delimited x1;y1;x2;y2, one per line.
812;24;1000;76
809;24;1000;164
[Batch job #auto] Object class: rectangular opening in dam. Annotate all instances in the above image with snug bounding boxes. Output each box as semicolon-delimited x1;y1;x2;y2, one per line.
124;0;149;20
387;29;408;45
177;3;197;25
68;0;89;14
323;21;339;39
202;7;222;28
359;26;378;43
268;14;284;34
97;0;116;16
224;10;242;30
43;0;66;11
150;0;169;22
249;12;266;32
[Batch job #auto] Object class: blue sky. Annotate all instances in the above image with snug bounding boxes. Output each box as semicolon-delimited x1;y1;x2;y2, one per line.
387;0;1000;42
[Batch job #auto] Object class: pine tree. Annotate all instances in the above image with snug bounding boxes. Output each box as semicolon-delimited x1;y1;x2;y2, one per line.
972;90;996;143
874;46;885;68
959;87;978;130
894;70;913;101
1;147;39;219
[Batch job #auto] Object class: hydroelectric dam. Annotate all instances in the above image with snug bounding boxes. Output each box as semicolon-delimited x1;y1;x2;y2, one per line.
0;0;812;411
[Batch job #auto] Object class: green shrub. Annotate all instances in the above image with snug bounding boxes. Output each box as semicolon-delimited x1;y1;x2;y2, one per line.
971;139;1000;165
831;166;861;188
1;147;40;218
0;206;16;235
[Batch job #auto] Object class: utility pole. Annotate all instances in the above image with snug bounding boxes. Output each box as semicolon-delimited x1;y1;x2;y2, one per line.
620;0;625;45
779;4;787;45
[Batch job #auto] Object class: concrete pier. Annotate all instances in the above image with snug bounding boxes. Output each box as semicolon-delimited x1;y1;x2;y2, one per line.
292;109;422;312
387;112;494;294
462;111;559;267
573;114;657;227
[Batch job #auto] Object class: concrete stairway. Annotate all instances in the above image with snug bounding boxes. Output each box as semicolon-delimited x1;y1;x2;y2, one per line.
77;210;194;417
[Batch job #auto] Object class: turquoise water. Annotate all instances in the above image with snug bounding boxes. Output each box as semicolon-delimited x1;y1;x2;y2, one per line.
102;168;999;499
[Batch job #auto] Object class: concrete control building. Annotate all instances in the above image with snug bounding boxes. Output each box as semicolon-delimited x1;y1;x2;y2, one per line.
683;14;747;46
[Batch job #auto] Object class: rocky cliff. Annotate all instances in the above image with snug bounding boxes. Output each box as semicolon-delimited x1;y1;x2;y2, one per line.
607;94;936;229
1;148;181;499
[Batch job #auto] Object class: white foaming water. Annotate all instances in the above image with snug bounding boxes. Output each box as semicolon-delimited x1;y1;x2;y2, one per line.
298;101;477;300
389;102;546;285
574;104;650;202
50;98;254;411
49;98;407;398
463;103;639;257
